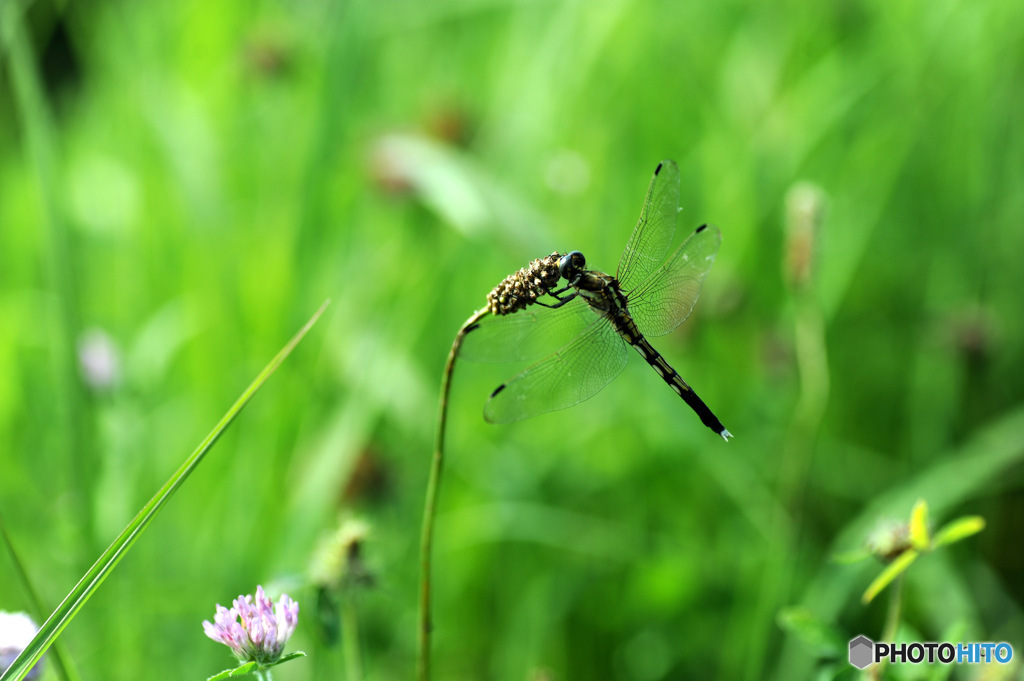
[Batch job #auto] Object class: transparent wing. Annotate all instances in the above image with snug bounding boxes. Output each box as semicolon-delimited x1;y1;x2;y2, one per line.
626;224;721;338
483;317;629;423
458;298;598;363
616;160;680;292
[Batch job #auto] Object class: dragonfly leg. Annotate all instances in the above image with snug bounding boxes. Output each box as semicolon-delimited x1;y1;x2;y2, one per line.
535;291;579;309
548;284;576;297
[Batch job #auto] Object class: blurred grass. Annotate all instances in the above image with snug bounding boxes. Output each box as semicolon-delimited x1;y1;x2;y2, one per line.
2;0;1024;679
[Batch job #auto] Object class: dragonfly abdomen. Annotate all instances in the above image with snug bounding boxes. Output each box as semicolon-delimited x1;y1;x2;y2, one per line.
629;336;690;396
630;336;731;440
607;295;731;440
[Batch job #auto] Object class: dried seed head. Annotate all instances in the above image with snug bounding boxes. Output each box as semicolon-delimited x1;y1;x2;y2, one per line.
865;519;911;563
784;182;827;292
486;252;562;316
309;518;374;592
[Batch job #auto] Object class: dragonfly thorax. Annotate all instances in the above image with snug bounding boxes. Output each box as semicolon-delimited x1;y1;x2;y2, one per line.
558;251;587;284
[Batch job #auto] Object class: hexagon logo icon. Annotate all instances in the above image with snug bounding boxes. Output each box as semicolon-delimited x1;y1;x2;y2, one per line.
849;635;875;669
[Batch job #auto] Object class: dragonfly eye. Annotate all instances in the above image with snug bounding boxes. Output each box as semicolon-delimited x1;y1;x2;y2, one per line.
558;251;585;281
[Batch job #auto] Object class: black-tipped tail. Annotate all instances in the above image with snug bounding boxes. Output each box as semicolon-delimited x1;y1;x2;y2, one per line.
678;387;731;441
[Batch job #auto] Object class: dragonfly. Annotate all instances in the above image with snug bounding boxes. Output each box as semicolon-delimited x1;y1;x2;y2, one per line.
460;159;731;440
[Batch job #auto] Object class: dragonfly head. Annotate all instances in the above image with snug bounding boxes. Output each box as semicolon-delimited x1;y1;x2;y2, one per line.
558;251;586;284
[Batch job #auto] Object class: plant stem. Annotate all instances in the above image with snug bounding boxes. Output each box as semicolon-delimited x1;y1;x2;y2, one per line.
2;0;91;540
341;597;363;681
871;574;904;681
882;573;904;642
744;187;830;680
0;509;79;681
417;308;489;681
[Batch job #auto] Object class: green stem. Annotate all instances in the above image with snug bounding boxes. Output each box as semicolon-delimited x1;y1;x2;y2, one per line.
882;573;904;641
871;574;904;680
0;509;79;681
417;308;489;681
743;294;830;680
341;597;362;681
2;0;91;538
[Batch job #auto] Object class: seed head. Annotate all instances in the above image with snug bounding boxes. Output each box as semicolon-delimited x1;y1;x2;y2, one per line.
783;182;826;292
486;252;562;315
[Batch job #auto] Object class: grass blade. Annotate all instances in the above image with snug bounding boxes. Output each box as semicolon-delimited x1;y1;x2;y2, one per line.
0;301;329;681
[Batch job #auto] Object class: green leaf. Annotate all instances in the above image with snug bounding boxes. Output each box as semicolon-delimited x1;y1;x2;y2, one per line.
264;652;307;669
909;499;930;550
931;516;985;549
204;653;305;680
862;550;919;604
207;662;258;680
228;662;259;677
0;303;328;681
777;606;846;658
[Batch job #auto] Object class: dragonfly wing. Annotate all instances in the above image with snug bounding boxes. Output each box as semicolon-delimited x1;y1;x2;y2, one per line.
616;160;680;292
483;318;629;423
626;224;721;338
458;298;597;363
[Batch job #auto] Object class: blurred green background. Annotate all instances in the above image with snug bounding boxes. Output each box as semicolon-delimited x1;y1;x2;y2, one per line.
2;0;1023;679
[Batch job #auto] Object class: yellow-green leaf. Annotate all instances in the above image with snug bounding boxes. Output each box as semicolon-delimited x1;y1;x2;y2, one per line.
932;516;986;549
862;550;919;604
909;499;930;551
